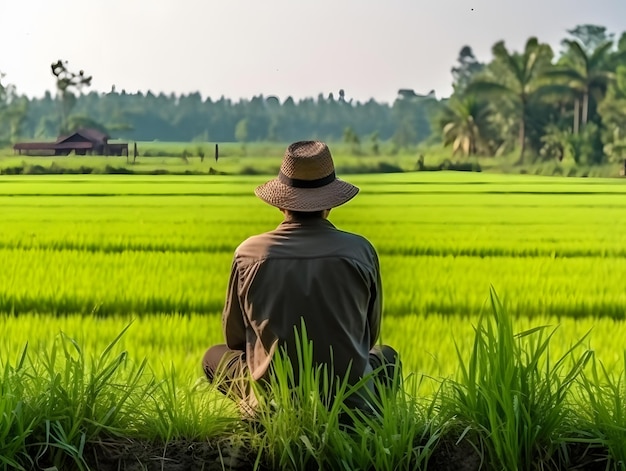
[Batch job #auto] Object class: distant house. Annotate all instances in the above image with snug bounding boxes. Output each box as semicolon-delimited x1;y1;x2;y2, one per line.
13;129;128;156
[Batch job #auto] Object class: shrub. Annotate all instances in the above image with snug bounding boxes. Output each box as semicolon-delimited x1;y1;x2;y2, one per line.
104;165;133;175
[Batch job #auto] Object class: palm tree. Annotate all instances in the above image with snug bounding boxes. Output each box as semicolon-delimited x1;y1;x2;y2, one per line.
438;96;491;157
467;38;553;163
544;40;617;134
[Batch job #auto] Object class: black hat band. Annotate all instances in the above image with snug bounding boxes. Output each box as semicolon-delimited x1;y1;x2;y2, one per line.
278;171;336;189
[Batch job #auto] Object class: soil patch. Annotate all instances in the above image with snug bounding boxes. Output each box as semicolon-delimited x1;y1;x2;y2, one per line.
81;436;612;471
428;436;483;471
83;437;256;471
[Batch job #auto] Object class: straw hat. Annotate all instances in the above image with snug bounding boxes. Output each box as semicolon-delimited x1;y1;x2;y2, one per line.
255;141;359;212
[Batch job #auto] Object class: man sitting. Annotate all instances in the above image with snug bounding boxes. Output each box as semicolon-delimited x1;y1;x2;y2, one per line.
202;140;400;416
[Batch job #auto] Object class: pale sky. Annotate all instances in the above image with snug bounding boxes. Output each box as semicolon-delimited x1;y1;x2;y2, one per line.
1;0;625;104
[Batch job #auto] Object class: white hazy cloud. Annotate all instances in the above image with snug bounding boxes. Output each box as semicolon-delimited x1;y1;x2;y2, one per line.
1;0;625;103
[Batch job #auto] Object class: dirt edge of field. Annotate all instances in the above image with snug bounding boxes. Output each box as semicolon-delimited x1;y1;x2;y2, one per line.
80;435;611;471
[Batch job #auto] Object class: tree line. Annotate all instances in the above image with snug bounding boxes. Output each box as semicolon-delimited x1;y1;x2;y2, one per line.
2;24;626;165
0;71;438;152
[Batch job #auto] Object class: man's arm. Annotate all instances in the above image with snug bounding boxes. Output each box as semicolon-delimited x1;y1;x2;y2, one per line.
222;258;246;350
368;252;383;349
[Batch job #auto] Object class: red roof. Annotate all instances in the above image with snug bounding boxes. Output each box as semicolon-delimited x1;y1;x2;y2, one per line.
56;128;109;144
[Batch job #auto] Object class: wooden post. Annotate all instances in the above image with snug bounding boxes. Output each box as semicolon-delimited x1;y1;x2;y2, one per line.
133;142;138;164
623;158;626;177
215;144;219;162
416;154;425;171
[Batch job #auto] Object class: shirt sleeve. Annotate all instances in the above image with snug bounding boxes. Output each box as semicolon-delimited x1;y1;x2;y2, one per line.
368;250;383;349
222;257;246;350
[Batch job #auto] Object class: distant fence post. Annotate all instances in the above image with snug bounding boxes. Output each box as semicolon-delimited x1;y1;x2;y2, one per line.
416;154;425;171
215;144;219;162
623;158;626;177
133;142;138;164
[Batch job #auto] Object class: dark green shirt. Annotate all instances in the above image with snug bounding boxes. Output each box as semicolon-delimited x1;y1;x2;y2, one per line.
222;217;382;384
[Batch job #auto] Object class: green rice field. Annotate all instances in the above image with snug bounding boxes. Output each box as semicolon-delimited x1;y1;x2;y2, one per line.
1;172;626;470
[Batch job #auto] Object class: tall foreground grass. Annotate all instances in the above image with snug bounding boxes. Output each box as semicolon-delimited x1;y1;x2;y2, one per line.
443;289;595;470
0;326;240;471
1;298;625;470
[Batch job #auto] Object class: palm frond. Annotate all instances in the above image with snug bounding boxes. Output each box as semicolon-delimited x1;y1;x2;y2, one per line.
533;84;578;100
563;40;589;70
542;67;584;82
492;41;523;82
589;41;614;69
522;37;541;81
467;80;515;98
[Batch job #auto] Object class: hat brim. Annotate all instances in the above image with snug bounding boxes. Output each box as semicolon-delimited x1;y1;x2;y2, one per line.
255;178;359;212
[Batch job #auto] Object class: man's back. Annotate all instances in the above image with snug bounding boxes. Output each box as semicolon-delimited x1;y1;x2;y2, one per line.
224;217;382;384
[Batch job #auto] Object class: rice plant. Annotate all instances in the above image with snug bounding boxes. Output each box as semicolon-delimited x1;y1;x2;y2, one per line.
250;321;440;470
443;288;594;470
576;351;626;469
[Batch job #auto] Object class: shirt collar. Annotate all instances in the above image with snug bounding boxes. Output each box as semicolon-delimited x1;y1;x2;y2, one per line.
278;218;336;229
